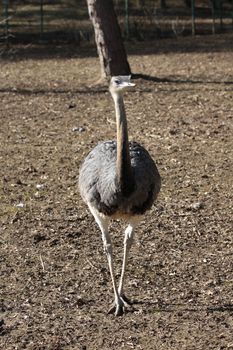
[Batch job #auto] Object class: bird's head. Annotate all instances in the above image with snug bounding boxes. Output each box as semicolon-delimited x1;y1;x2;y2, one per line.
109;75;135;95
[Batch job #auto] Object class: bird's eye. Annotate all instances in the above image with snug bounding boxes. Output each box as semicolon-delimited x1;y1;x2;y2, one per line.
114;79;120;85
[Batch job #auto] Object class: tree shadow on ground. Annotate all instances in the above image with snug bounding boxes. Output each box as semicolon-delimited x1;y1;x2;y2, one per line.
0;73;232;97
0;32;233;62
132;73;233;85
131;300;233;314
132;73;233;86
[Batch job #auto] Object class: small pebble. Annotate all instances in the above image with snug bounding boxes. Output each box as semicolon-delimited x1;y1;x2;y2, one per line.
36;184;44;189
68;102;76;109
72;126;85;133
189;202;204;210
15;203;24;208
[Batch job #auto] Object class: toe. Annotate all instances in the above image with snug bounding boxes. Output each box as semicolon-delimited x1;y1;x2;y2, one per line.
107;300;125;316
115;304;124;316
107;303;116;315
121;294;133;306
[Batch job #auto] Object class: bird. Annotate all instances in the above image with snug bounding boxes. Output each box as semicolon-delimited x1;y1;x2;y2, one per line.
79;75;161;316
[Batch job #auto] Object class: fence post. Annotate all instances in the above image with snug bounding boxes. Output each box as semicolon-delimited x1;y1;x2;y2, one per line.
232;0;233;28
191;0;196;35
40;0;44;39
3;0;9;44
211;0;216;34
218;0;223;31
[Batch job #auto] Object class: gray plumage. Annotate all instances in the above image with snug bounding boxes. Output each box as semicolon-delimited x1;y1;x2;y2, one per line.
79;76;161;316
79;140;160;217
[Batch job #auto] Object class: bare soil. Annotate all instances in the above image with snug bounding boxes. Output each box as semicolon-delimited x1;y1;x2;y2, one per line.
0;34;233;350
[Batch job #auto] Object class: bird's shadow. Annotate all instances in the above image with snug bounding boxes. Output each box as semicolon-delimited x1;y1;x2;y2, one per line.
129;299;233;314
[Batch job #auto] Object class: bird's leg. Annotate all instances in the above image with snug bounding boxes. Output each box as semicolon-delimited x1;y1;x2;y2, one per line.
118;224;135;305
87;205;123;316
101;230;125;316
118;218;140;306
107;221;137;315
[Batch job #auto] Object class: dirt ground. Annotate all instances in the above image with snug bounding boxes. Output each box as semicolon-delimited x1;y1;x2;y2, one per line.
0;34;233;350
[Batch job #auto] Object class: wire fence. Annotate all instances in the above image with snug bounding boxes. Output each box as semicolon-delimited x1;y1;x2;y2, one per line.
0;0;233;45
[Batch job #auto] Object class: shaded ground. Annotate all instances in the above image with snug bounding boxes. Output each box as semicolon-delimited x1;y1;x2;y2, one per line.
1;0;233;44
0;34;233;349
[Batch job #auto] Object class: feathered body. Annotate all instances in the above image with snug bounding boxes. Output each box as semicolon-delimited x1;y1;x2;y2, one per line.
79;140;160;218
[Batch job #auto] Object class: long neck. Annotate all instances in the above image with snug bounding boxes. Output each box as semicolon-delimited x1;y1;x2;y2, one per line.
112;92;135;196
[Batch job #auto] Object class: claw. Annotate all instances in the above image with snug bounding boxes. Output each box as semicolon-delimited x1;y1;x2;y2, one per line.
121;294;133;306
107;294;133;316
108;302;124;316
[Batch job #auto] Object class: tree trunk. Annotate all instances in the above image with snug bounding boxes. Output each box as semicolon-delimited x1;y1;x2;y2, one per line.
160;0;167;9
86;0;131;79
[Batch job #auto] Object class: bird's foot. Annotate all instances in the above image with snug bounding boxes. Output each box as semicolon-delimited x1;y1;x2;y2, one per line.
108;294;133;316
121;293;133;306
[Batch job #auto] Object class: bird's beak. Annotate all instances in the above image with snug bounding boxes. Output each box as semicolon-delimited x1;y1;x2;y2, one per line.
122;81;135;88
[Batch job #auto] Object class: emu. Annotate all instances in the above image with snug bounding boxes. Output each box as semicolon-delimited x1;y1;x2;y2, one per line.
79;76;161;316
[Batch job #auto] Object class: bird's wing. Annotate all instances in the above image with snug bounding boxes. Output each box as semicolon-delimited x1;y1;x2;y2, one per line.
79;141;120;214
127;142;161;214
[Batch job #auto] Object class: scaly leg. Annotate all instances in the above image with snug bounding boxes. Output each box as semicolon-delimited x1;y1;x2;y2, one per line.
88;204;124;316
118;218;141;306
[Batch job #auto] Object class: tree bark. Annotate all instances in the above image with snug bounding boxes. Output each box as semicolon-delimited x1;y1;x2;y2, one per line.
86;0;131;79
